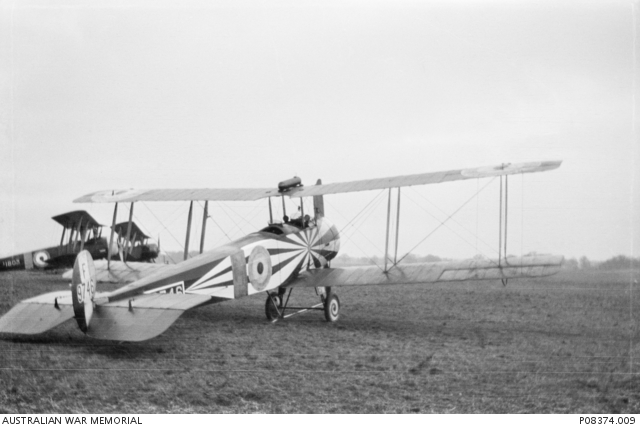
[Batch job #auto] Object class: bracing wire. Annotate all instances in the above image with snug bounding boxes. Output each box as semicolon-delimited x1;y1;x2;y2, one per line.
396;177;497;265
402;190;498;258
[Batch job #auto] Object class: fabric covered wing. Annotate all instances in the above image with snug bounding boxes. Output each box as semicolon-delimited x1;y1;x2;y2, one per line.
73;161;561;203
285;255;563;288
287;160;561;197
62;260;169;284
74;188;279;203
86;293;212;341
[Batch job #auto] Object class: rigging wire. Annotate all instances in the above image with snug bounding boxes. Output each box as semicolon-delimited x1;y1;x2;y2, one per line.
405;185;497;253
195;201;232;242
335;195;387;269
396;177;497;265
402;190;498;258
325;189;388;269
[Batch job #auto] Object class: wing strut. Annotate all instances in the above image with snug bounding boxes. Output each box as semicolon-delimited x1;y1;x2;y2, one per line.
498;175;510;285
394;188;401;265
75;215;84;252
383;188;402;273
281;196;287;218
79;217;87;252
199;201;208;254
383;189;392;272
107;202;118;270
498;175;509;265
184;201;193;261
125;203;135;257
67;223;74;250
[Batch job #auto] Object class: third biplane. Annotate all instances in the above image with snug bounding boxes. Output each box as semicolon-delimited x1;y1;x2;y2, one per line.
0;160;563;342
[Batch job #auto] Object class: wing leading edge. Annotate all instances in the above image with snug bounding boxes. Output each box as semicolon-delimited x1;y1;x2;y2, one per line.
73;160;561;203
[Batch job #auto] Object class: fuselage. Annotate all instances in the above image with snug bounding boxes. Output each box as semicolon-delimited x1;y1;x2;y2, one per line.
106;216;341;302
0;238;111;272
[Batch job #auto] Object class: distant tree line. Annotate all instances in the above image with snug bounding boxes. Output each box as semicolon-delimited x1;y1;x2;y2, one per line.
563;255;640;271
332;253;446;267
158;251;640;271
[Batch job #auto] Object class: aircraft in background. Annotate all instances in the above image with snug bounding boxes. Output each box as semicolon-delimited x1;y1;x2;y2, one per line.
0;161;564;342
0;211;159;274
112;221;159;263
0;211;112;272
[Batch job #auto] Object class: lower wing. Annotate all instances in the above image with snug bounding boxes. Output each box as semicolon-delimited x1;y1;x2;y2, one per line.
285;254;563;288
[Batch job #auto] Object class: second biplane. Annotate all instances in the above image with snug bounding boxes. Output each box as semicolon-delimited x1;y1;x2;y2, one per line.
0;160;563;342
0;211;110;272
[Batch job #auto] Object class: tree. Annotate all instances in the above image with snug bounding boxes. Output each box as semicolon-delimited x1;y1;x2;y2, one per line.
564;258;579;270
579;256;591;270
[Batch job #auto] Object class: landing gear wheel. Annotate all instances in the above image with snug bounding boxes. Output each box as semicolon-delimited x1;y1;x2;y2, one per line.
324;293;340;322
265;294;281;322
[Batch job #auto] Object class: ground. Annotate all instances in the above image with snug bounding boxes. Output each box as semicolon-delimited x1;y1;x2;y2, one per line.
0;269;638;413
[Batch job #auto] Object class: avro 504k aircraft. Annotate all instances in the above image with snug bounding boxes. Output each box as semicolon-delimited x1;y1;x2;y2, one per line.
0;161;563;342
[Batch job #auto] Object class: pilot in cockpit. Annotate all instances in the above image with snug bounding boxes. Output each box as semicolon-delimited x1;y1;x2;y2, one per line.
288;207;307;228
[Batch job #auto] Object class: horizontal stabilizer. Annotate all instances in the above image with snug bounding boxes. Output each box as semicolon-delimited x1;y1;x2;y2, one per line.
0;291;74;335
87;293;211;341
286;255;564;288
62;260;168;284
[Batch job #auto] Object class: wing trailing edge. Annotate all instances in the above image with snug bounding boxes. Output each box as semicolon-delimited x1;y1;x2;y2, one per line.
86;293;212;341
285;254;564;288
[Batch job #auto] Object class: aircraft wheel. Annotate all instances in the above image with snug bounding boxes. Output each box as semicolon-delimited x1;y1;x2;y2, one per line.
265;294;281;322
324;292;340;322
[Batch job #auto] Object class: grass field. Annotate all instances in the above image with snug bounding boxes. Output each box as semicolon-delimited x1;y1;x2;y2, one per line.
0;269;638;413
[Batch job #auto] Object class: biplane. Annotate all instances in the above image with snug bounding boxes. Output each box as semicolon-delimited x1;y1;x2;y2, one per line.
0;161;564;342
0;211;111;272
111;221;159;263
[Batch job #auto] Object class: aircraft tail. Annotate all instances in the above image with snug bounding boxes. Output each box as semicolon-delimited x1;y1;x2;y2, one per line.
313;179;324;218
0;252;104;336
71;250;99;332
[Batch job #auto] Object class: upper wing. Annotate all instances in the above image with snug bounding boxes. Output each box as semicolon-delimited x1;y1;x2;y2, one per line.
52;210;103;228
287;160;562;198
74;188;280;203
73;160;561;203
284;254;564;289
62;260;170;284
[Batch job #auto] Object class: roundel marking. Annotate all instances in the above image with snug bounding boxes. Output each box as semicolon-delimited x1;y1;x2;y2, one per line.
248;246;272;291
33;250;50;268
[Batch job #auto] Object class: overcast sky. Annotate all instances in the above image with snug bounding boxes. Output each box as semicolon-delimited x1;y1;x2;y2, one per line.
0;0;638;262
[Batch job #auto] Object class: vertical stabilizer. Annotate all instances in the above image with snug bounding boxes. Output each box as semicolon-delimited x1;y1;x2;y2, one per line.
313;179;324;218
